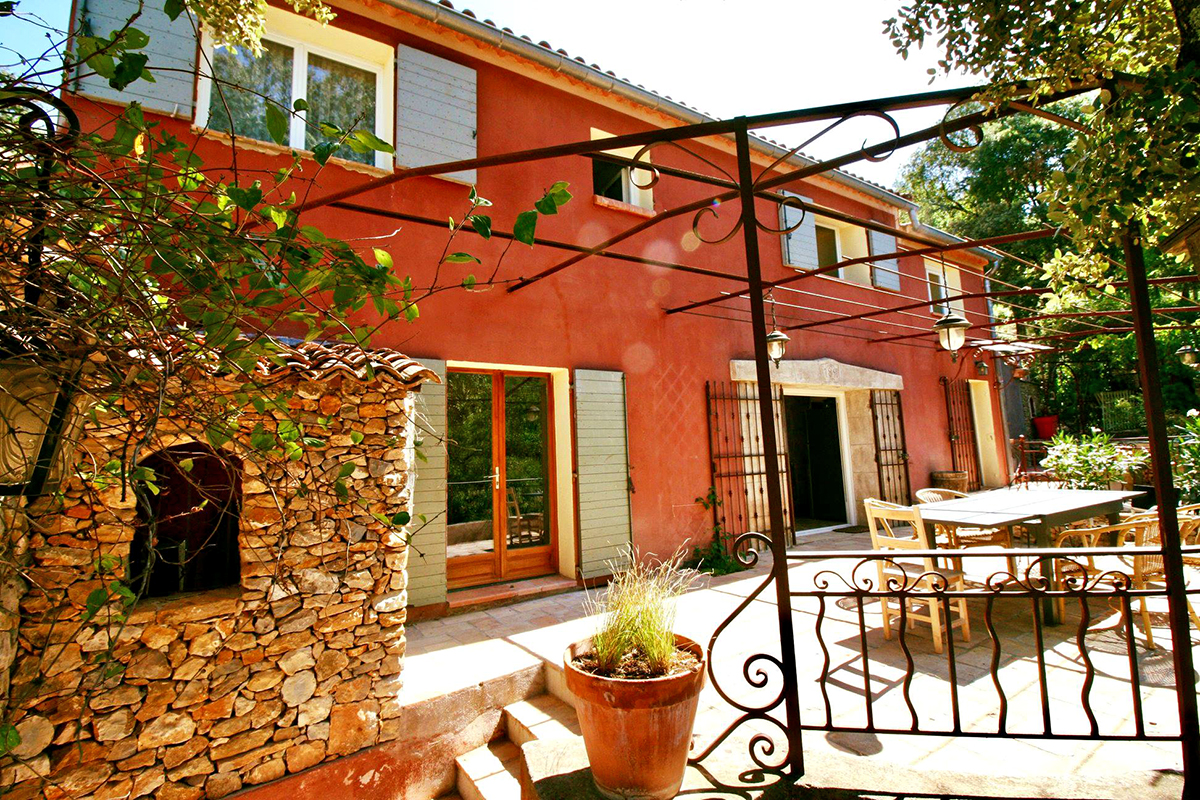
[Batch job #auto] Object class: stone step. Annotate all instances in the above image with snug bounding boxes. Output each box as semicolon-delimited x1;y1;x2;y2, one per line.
503;695;580;746
455;739;523;800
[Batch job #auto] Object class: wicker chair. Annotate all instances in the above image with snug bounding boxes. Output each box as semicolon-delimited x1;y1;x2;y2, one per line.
865;498;971;654
1055;518;1200;649
914;488;1017;576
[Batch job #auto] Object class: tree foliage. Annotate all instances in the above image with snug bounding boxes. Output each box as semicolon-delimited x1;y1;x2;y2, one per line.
886;0;1200;253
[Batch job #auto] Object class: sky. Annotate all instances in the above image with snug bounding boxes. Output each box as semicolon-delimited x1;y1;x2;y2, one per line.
0;0;977;189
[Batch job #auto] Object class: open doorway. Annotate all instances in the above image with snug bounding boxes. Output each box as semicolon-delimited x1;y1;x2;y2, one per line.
785;396;847;531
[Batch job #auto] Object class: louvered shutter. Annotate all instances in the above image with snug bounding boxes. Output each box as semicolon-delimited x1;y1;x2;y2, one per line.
574;370;633;579
74;0;198;115
396;45;477;184
869;230;901;291
408;359;447;607
780;193;818;271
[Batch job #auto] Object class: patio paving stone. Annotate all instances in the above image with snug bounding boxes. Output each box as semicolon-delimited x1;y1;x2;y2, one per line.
408;532;1197;793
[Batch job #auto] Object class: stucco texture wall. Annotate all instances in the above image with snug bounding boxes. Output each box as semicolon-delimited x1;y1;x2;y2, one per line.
66;5;1008;566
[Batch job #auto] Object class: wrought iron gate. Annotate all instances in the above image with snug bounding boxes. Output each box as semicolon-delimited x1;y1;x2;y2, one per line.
706;381;794;543
869;389;911;505
942;378;982;490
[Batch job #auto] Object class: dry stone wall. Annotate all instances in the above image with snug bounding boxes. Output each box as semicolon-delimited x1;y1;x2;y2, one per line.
2;372;423;799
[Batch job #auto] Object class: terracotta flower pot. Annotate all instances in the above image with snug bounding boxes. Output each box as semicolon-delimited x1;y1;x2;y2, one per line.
563;634;706;800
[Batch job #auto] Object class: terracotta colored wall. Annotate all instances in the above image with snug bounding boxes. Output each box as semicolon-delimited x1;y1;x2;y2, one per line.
66;8;1006;563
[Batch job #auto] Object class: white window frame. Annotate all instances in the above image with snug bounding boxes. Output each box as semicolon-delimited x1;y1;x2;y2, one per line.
813;215;870;284
924;257;965;315
195;6;395;170
927;267;949;314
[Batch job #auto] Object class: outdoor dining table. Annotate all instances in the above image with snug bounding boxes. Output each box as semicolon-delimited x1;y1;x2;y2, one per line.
916;487;1143;624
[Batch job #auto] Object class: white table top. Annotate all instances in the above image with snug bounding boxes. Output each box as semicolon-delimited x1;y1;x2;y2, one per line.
917;487;1143;529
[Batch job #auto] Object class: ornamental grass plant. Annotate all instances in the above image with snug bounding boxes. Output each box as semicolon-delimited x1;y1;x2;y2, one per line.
582;550;698;679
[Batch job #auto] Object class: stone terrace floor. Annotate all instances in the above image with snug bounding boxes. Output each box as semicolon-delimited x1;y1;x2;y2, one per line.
405;532;1194;795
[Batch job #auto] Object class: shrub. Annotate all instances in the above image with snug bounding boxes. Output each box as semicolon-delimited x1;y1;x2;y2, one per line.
1173;411;1200;503
1042;430;1149;490
685;487;745;576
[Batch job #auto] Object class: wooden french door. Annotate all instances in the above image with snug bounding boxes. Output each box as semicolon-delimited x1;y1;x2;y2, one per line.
446;369;557;589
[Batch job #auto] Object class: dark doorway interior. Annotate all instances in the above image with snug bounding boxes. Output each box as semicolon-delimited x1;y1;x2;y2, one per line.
785;396;847;528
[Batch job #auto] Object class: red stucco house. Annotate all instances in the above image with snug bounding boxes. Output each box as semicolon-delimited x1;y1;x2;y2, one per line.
66;0;1011;618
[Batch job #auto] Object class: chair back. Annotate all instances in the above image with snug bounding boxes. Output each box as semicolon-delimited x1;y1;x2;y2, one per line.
915;488;967;504
864;499;938;572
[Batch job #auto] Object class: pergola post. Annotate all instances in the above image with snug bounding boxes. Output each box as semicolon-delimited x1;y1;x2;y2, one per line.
1122;221;1200;794
733;119;805;777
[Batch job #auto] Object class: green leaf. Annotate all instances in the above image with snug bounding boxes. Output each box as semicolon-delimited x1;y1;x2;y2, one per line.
513;210;538;246
122;27;150;49
461;274;476;289
293;98;309;112
226;183;263;211
178;458;194;473
265;104;289;145
0;724;20;756
88;53;116;80
338;462;356;478
82;587;109;622
351;129;394;154
535;194;559;215
390;511;411;526
334;480;349;498
350;431;364;444
312;141;338;166
374;248;393;269
444;252;480;264
468;214;492;239
403;302;419;322
548;181;573;206
301;437;326;448
163;0;186;20
469;185;493;207
109;51;149;90
110;581;137;606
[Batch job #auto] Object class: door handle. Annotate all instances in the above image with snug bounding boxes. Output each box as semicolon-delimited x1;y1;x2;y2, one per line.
493;467;500;491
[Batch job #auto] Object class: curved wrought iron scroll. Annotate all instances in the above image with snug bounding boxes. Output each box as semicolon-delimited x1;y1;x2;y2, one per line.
688;532;792;785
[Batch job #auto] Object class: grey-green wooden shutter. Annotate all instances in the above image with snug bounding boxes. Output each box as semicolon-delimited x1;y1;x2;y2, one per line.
408;359;447;607
780;192;818;270
869;230;901;291
574;370;633;579
396;45;477;184
73;0;198;116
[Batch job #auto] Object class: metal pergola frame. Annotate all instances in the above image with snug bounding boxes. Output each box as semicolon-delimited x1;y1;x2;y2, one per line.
297;78;1200;792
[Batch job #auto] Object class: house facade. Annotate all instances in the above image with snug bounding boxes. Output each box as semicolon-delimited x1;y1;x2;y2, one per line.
65;0;1011;619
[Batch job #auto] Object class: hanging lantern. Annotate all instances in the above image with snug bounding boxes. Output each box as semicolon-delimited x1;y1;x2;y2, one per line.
933;311;971;360
1178;344;1199;368
765;329;789;366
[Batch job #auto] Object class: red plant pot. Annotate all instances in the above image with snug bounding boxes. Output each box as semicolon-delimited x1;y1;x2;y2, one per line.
1032;414;1059;439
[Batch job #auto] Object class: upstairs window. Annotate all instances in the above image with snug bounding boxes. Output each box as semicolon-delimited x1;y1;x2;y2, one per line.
815;225;839;268
590;129;654;213
925;258;964;315
927;268;949;314
196;6;395;169
814;215;870;284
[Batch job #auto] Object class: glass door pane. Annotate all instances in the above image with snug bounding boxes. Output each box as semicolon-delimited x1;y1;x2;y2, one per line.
503;375;551;550
447;372;496;559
